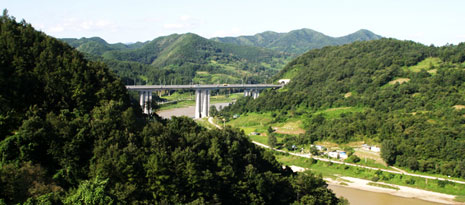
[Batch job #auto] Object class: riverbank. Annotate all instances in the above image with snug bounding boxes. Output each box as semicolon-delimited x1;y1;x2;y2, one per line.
325;176;459;204
282;164;458;204
253;140;465;204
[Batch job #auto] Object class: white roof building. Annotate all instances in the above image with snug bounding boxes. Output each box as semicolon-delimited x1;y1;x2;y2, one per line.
278;79;290;84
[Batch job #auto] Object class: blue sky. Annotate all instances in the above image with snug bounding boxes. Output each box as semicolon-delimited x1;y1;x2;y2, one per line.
3;0;465;45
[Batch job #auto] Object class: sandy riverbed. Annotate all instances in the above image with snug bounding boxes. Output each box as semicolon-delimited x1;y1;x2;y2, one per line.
286;165;460;204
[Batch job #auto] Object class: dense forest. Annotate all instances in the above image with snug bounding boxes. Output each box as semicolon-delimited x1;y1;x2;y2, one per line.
62;34;291;85
0;11;344;204
212;29;382;54
222;39;465;178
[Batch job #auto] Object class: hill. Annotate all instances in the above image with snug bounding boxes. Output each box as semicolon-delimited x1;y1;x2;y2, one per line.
212;28;382;54
222;38;465;179
62;34;291;85
61;37;144;56
0;12;343;204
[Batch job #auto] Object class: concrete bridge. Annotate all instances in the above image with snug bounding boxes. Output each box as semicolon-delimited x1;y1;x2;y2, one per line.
126;84;282;118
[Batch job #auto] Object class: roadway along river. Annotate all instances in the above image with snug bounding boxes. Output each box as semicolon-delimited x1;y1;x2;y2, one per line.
157;104;448;205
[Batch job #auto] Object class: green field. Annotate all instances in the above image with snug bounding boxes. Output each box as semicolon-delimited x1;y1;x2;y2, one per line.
403;57;442;72
313;107;366;119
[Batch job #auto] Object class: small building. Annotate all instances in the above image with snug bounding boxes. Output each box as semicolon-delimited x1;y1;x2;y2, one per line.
316;145;325;151
311;145;326;151
371;146;381;152
250;132;260;136
233;114;240;119
362;144;370;150
278;79;290;85
339;151;348;159
328;151;339;158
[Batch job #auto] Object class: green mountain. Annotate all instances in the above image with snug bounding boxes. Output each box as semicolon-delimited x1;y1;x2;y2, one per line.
212;28;382;54
61;37;145;55
62;34;291;85
0;12;343;204
223;38;465;179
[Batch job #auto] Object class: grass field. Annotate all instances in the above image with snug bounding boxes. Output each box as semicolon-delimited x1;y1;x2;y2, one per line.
404;57;442;72
313;107;366;119
226;112;274;137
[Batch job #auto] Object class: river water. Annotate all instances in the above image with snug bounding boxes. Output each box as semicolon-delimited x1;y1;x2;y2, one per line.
157;104;445;205
157;102;231;119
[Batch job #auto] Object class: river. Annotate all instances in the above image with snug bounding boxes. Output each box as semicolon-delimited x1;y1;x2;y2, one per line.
157;102;231;119
157;104;447;205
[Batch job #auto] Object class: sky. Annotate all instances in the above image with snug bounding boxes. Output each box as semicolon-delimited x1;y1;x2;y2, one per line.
3;0;465;46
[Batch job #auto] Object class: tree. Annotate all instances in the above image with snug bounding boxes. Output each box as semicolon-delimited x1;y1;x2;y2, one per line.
268;133;277;148
209;105;218;117
64;177;115;204
267;126;274;134
381;140;397;165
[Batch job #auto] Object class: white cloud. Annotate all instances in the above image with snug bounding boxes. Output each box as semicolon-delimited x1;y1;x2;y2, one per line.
43;18;117;35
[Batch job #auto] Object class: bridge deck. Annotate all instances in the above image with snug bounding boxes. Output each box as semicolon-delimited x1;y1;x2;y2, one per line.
126;84;282;91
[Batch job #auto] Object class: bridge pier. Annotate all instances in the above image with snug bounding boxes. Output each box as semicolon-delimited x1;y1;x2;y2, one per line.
244;89;260;99
139;90;153;114
128;84;283;117
195;89;210;119
244;89;250;97
252;89;260;99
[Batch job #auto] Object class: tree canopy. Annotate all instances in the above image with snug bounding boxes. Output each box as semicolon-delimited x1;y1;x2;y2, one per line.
222;38;465;178
0;11;343;204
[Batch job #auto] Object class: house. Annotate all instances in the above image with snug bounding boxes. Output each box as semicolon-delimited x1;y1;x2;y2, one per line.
311;145;326;151
362;144;381;152
250;132;260;136
278;79;290;85
371;146;381;152
328;151;339;158
338;151;348;159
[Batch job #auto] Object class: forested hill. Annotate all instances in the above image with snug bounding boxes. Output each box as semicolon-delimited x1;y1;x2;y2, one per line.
61;37;145;55
0;12;343;204
223;39;465;179
62;33;291;85
211;28;382;54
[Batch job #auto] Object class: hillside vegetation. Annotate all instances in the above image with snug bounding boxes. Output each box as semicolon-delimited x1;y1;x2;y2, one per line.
222;39;465;179
212;28;382;54
0;12;344;204
62;34;291;85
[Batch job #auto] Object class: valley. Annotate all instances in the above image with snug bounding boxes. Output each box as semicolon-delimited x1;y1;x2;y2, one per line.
2;3;465;204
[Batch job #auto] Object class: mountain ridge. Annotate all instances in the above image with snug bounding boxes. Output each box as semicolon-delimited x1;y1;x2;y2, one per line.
62;33;291;85
211;28;382;54
61;28;381;85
